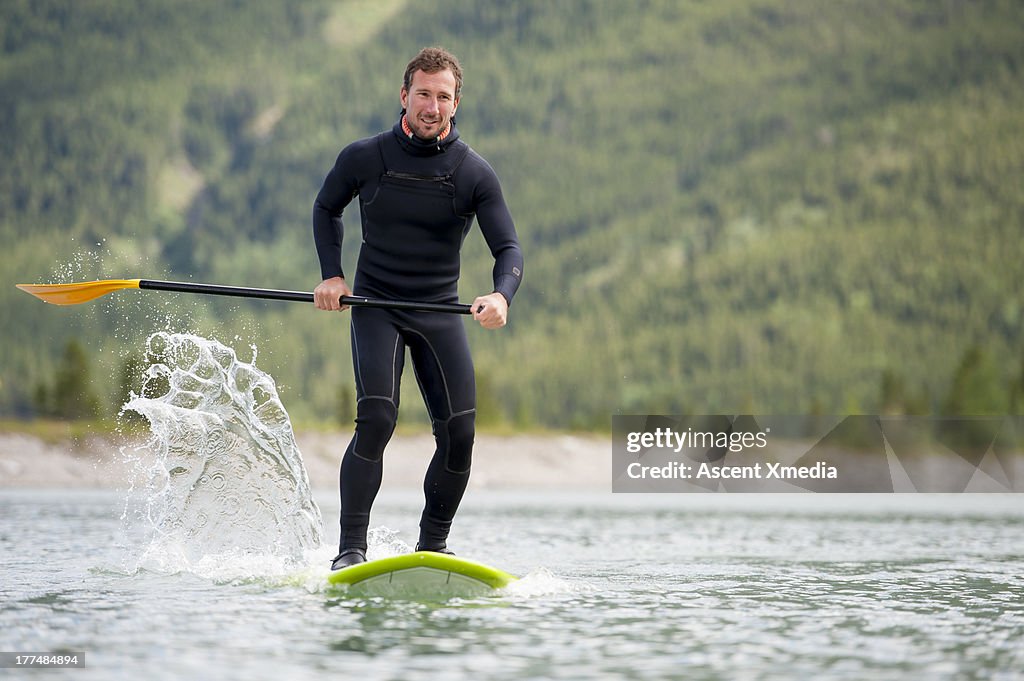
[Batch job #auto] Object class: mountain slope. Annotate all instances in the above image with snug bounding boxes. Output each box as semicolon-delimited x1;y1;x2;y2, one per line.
2;0;1022;426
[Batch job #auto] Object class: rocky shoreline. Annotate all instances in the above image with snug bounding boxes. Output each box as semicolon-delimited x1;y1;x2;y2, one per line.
0;430;611;491
3;429;1019;493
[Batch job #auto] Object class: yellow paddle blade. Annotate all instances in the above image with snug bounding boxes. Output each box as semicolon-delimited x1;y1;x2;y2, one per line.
15;279;142;305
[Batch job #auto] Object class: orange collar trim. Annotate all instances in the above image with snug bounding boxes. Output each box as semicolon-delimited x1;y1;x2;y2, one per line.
402;115;451;142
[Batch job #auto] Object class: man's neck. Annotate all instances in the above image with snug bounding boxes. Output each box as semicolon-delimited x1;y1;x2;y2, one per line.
402;114;451;142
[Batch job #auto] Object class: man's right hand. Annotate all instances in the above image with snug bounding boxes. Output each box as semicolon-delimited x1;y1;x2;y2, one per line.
313;276;353;311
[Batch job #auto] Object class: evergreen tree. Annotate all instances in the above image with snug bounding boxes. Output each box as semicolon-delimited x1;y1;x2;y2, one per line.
879;369;906;415
1010;348;1024;415
939;345;1008;450
336;383;355;427
941;346;1007;416
50;339;103;420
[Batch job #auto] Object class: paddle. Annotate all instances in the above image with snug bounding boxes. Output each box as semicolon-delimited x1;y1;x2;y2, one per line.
15;278;473;315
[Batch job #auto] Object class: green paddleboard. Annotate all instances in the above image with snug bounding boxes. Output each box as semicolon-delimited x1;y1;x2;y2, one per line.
327;551;517;598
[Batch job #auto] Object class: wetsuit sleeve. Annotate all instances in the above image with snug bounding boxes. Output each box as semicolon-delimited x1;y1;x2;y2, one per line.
312;146;361;281
473;163;524;304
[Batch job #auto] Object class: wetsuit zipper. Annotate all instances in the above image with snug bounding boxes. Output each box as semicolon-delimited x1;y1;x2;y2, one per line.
384;170;451;182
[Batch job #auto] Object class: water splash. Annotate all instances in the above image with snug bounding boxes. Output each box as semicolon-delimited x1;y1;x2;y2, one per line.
502;568;591;599
50;238;106;283
120;332;323;574
366;526;414;561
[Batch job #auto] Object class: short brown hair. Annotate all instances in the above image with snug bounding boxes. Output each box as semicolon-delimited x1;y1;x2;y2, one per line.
403;47;463;99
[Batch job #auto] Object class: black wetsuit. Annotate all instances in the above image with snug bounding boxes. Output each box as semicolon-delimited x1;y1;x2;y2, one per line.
313;118;523;552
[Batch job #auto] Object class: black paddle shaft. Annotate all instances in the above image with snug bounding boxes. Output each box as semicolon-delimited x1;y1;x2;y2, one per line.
138;279;473;315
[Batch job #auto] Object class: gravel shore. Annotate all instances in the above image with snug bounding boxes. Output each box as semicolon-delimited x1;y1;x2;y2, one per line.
0;430;611;492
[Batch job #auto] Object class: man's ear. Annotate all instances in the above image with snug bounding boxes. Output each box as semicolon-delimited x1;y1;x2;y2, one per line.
400;87;409;110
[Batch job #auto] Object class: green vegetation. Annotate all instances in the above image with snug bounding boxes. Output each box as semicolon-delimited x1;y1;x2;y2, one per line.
32;339;102;419
2;0;1022;430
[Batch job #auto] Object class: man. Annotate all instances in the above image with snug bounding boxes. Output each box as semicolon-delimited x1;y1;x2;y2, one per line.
312;47;523;570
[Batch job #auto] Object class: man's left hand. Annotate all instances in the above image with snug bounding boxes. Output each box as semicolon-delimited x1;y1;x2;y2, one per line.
471;292;509;329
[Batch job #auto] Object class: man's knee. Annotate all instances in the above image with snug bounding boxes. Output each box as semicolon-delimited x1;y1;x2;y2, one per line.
444;411;475;474
353;398;398;461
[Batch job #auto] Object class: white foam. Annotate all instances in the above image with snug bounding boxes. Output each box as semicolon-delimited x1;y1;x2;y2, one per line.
119;332;323;576
502;567;593;598
365;526;415;560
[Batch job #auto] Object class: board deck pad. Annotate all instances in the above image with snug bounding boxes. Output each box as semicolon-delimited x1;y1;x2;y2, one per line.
328;551;517;598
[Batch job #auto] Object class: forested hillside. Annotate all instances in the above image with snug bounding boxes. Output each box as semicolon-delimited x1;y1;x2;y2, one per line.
3;0;1023;428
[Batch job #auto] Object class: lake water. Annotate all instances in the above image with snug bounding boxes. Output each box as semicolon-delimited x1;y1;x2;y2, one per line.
2;488;1023;680
4;335;1021;678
